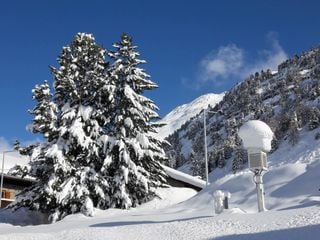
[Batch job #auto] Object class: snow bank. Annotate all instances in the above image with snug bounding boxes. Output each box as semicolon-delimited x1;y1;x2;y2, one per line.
210;128;320;213
0;181;319;240
136;187;197;210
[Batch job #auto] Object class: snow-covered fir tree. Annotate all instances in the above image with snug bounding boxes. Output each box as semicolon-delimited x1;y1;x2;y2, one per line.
216;149;225;168
105;33;167;209
308;107;320;130
9;82;56;177
190;151;204;178
28;81;57;140
232;147;247;173
12;33;113;222
190;133;205;175
288;111;300;146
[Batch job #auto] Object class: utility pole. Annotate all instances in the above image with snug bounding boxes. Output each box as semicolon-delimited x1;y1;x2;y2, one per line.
203;109;209;186
203;108;217;186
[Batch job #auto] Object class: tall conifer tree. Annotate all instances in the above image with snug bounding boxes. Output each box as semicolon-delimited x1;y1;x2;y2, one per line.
28;81;57;140
12;33;112;222
12;33;167;221
105;33;167;208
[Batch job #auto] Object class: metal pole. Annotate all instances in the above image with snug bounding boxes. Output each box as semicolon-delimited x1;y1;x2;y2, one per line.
203;109;209;186
254;171;266;212
0;152;5;208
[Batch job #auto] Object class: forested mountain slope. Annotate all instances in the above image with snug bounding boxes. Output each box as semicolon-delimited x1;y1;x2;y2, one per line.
165;47;320;176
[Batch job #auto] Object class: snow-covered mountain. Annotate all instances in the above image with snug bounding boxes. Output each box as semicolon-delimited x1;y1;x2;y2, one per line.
158;93;224;139
165;46;320;177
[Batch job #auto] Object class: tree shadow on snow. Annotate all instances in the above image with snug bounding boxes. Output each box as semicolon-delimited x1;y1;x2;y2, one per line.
211;224;320;240
90;215;212;228
0;208;49;226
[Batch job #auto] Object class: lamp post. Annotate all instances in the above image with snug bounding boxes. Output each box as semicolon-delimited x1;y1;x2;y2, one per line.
203;108;217;186
239;120;273;212
0;150;15;208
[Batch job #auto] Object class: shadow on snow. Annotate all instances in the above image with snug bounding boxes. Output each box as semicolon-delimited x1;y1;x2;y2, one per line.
90;215;212;228
212;224;320;240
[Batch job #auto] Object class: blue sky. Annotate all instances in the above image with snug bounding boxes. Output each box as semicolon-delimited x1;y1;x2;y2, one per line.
1;0;320;145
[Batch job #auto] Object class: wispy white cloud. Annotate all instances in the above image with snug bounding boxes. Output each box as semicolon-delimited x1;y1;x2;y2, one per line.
199;44;244;86
197;32;288;87
0;137;41;152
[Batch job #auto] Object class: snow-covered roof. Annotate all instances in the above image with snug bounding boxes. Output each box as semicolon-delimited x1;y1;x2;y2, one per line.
3;174;34;182
239;120;273;152
162;165;206;189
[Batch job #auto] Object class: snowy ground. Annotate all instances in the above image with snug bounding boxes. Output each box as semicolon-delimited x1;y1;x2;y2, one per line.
0;185;319;240
1;129;320;239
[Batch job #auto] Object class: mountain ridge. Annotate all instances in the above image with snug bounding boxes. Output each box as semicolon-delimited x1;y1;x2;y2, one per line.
157;93;224;139
164;46;320;177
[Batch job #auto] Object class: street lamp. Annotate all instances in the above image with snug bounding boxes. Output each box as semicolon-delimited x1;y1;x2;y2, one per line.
0;150;16;208
239;120;273;212
203;108;217;186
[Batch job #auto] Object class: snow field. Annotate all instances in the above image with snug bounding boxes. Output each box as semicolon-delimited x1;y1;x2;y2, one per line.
1;123;320;239
0;185;319;240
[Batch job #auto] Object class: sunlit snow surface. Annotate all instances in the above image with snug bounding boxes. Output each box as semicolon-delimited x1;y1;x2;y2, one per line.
1;129;320;239
238;120;273;152
157;93;224;139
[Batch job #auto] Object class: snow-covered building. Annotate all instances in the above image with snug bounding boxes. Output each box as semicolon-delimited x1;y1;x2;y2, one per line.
1;175;34;208
162;165;206;191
